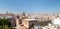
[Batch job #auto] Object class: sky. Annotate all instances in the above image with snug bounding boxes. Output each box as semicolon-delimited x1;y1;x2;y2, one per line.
0;0;60;14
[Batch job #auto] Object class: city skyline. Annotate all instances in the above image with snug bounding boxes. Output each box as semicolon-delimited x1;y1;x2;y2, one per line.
0;0;60;14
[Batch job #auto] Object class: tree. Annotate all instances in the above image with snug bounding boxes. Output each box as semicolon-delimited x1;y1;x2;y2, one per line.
39;20;51;26
0;25;9;29
0;18;10;26
0;18;10;29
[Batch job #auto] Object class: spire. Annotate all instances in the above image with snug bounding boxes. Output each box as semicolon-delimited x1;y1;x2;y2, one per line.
22;11;25;16
6;11;8;15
